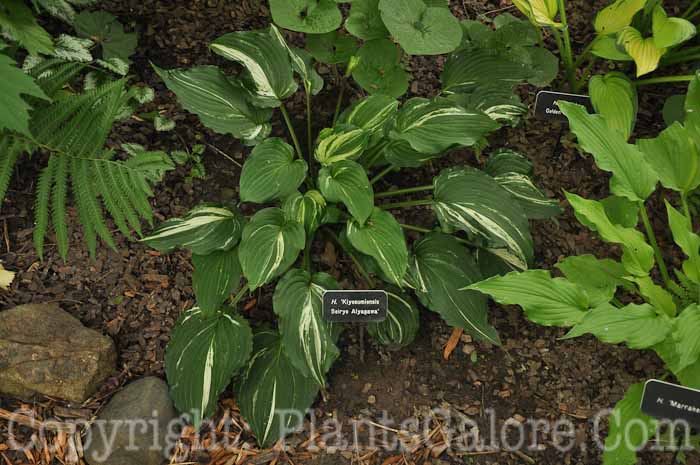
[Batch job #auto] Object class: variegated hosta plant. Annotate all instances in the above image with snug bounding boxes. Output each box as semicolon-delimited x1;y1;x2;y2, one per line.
142;17;559;447
469;75;700;465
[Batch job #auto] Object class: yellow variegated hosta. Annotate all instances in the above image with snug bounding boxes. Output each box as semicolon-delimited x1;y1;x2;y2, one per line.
594;0;646;35
618;27;665;77
511;0;561;28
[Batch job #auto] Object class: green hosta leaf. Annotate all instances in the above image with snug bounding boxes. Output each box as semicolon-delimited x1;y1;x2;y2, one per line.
673;304;700;371
306;31;359;64
526;46;559;87
560;102;657;202
273;269;340;386
492;172;561;220
346;208;408;287
410;233;499;344
351;39;409;98
378;0;462;55
566;192;654;277
433;167;533;270
367;287;419;348
603;383;657;465
237;329;319;447
238;208;305;290
318;160;374;223
282;190;326;238
564;303;671;349
591;35;633;61
663;94;687;126
192;249;242;318
142;205;244;255
239;138;307;203
468;270;589;327
270;0;342;34
211;28;297;107
589;72;638;141
628;276;677;317
618;27;664;77
485;149;532;177
512;0;560;27
0;54;49;137
441;48;532;93
594;0;645;34
599;195;640;228
314;126;370;165
666;201;700;284
74;11;137;63
165;307;252;424
337;94;399;134
0;0;54;55
556;255;626;307
447;84;528;126
345;0;389;41
637;123;700;195
652;5;696;49
384;139;443;168
268;26;324;97
153;65;272;143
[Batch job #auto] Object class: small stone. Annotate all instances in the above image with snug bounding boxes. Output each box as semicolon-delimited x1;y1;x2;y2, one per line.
362;383;372;393
513;414;527;423
461;344;475;355
367;395;376;405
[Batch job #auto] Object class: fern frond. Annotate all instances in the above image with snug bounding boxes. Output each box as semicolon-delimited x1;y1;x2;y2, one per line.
34;155;56;260
93;155;130;238
103;155;142;235
51;153;69;260
0;136;28;204
70;157;96;257
71;157;116;253
26;58;86;97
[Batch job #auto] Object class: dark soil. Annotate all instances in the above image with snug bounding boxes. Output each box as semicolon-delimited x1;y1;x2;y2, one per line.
1;0;698;464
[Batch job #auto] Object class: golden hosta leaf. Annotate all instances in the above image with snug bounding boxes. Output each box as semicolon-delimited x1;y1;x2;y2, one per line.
618;27;665;77
511;0;560;27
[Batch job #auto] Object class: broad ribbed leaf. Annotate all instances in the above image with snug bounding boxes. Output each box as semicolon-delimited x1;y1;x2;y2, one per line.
238;208;305;290
652;5;696;49
618;27;664;77
306;30;359;64
492;172;561;220
556;255;626;307
273;269;340;386
210;28;297;107
384;139;443;168
603;383;657;465
192;249;242;317
594;0;645;34
318;160;374;223
346;0;389;41
239;138;307;203
467;270;589;327
591;35;633;61
165;308;252;424
560;102;657;202
410;233;500;344
441;48;532;93
346;208;408;287
74;10;136;63
512;0;559;27
237;329;319;447
673;304;700;371
485;149;532;177
351;39;409;98
446;84;528;125
433;167;533;269
154;65;272;143
337;94;399;134
666;201;700;284
566;192;654;277
0;54;49;137
270;0;342;33
628;276;677;317
598;195;640;228
367;287;419;348
589;72;637;140
142;205;244;255
314;126;370;165
282;190;326;238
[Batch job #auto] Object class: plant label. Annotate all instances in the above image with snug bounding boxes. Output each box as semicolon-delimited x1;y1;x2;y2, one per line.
323;290;388;323
534;91;593;121
641;379;700;426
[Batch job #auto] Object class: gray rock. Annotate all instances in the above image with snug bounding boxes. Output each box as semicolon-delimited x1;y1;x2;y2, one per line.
0;303;116;402
85;377;178;465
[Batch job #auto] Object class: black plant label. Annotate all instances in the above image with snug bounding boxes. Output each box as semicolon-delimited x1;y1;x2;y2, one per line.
534;91;594;121
323;290;388;323
641;379;700;426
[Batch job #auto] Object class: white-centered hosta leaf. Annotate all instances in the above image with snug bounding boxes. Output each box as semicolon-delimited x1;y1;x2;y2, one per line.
192;249;242;318
345;0;389;41
594;0;645;34
269;26;324;96
433;167;533;269
239;138;308;203
618;26;665;77
441;48;532;94
210;28;297;107
556;255;626;307
447;84;528;126
602;383;657;465
165;307;252;425
559;102;657;202
337;94;399;135
153;65;272;143
467;270;589;327
351;39;410;98
563;303;671;349
273;269;340;386
141;205;244;255
492;172;561;220
512;0;560;27
652;5;696;49
346;208;408;287
383;139;444;168
673;304;700;371
409;233;500;344
589;72;638;140
485;149;533;177
237;329;319;447
367;286;419;348
666;201;700;284
314;125;370;165
566;192;654;277
282;190;326;238
318;159;374;223
238;208;305;290
269;0;342;34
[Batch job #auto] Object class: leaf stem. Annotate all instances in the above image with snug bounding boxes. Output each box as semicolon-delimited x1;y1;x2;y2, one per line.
572;40;595;70
635;75;696;86
230;283;250;307
639;202;672;287
375;185;434;198
554;0;576;91
280;104;304;161
332;81;346;126
305;90;314;171
370;164;395;185
379;198;433;210
303;233;313;272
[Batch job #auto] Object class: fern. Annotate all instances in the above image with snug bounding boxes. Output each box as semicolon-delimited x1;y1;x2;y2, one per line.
33;155;55;259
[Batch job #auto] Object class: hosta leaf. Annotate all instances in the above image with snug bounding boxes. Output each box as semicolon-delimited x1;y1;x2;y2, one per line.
314;125;370;165
165;308;252;424
154;65;272;143
306;30;359;64
652;5;696;49
560;102;657;202
211;28;297;107
594;0;645;34
602;383;657;465
270;0;342;34
237;329;319;447
282;190;326;238
391;98;499;154
628;276;677;317
526;46;559;87
367;287;419;348
566;192;654;277
467;270;589;327
238;208;305;290
666;201;700;284
268;26;324;97
409;233;500;344
599;195;640;228
485;149;533;177
446;84;528;126
673;304;700;371
433;167;533;269
441;48;532;93
345;0;389;41
346;208;408;287
239;138;307;203
591;35;633;61
378;0;462;55
492;172;561;220
556;255;626;307
0;0;54;55
318;160;374;223
351;39;409;98
192;249;242;318
564;303;671;349
512;0;560;27
74;11;137;63
0;54;49;137
384;139;443;168
337;94;399;134
142;205;244;255
637;123;700;195
618;27;664;77
589;72;638;141
663;94;687;126
273;269;340;386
